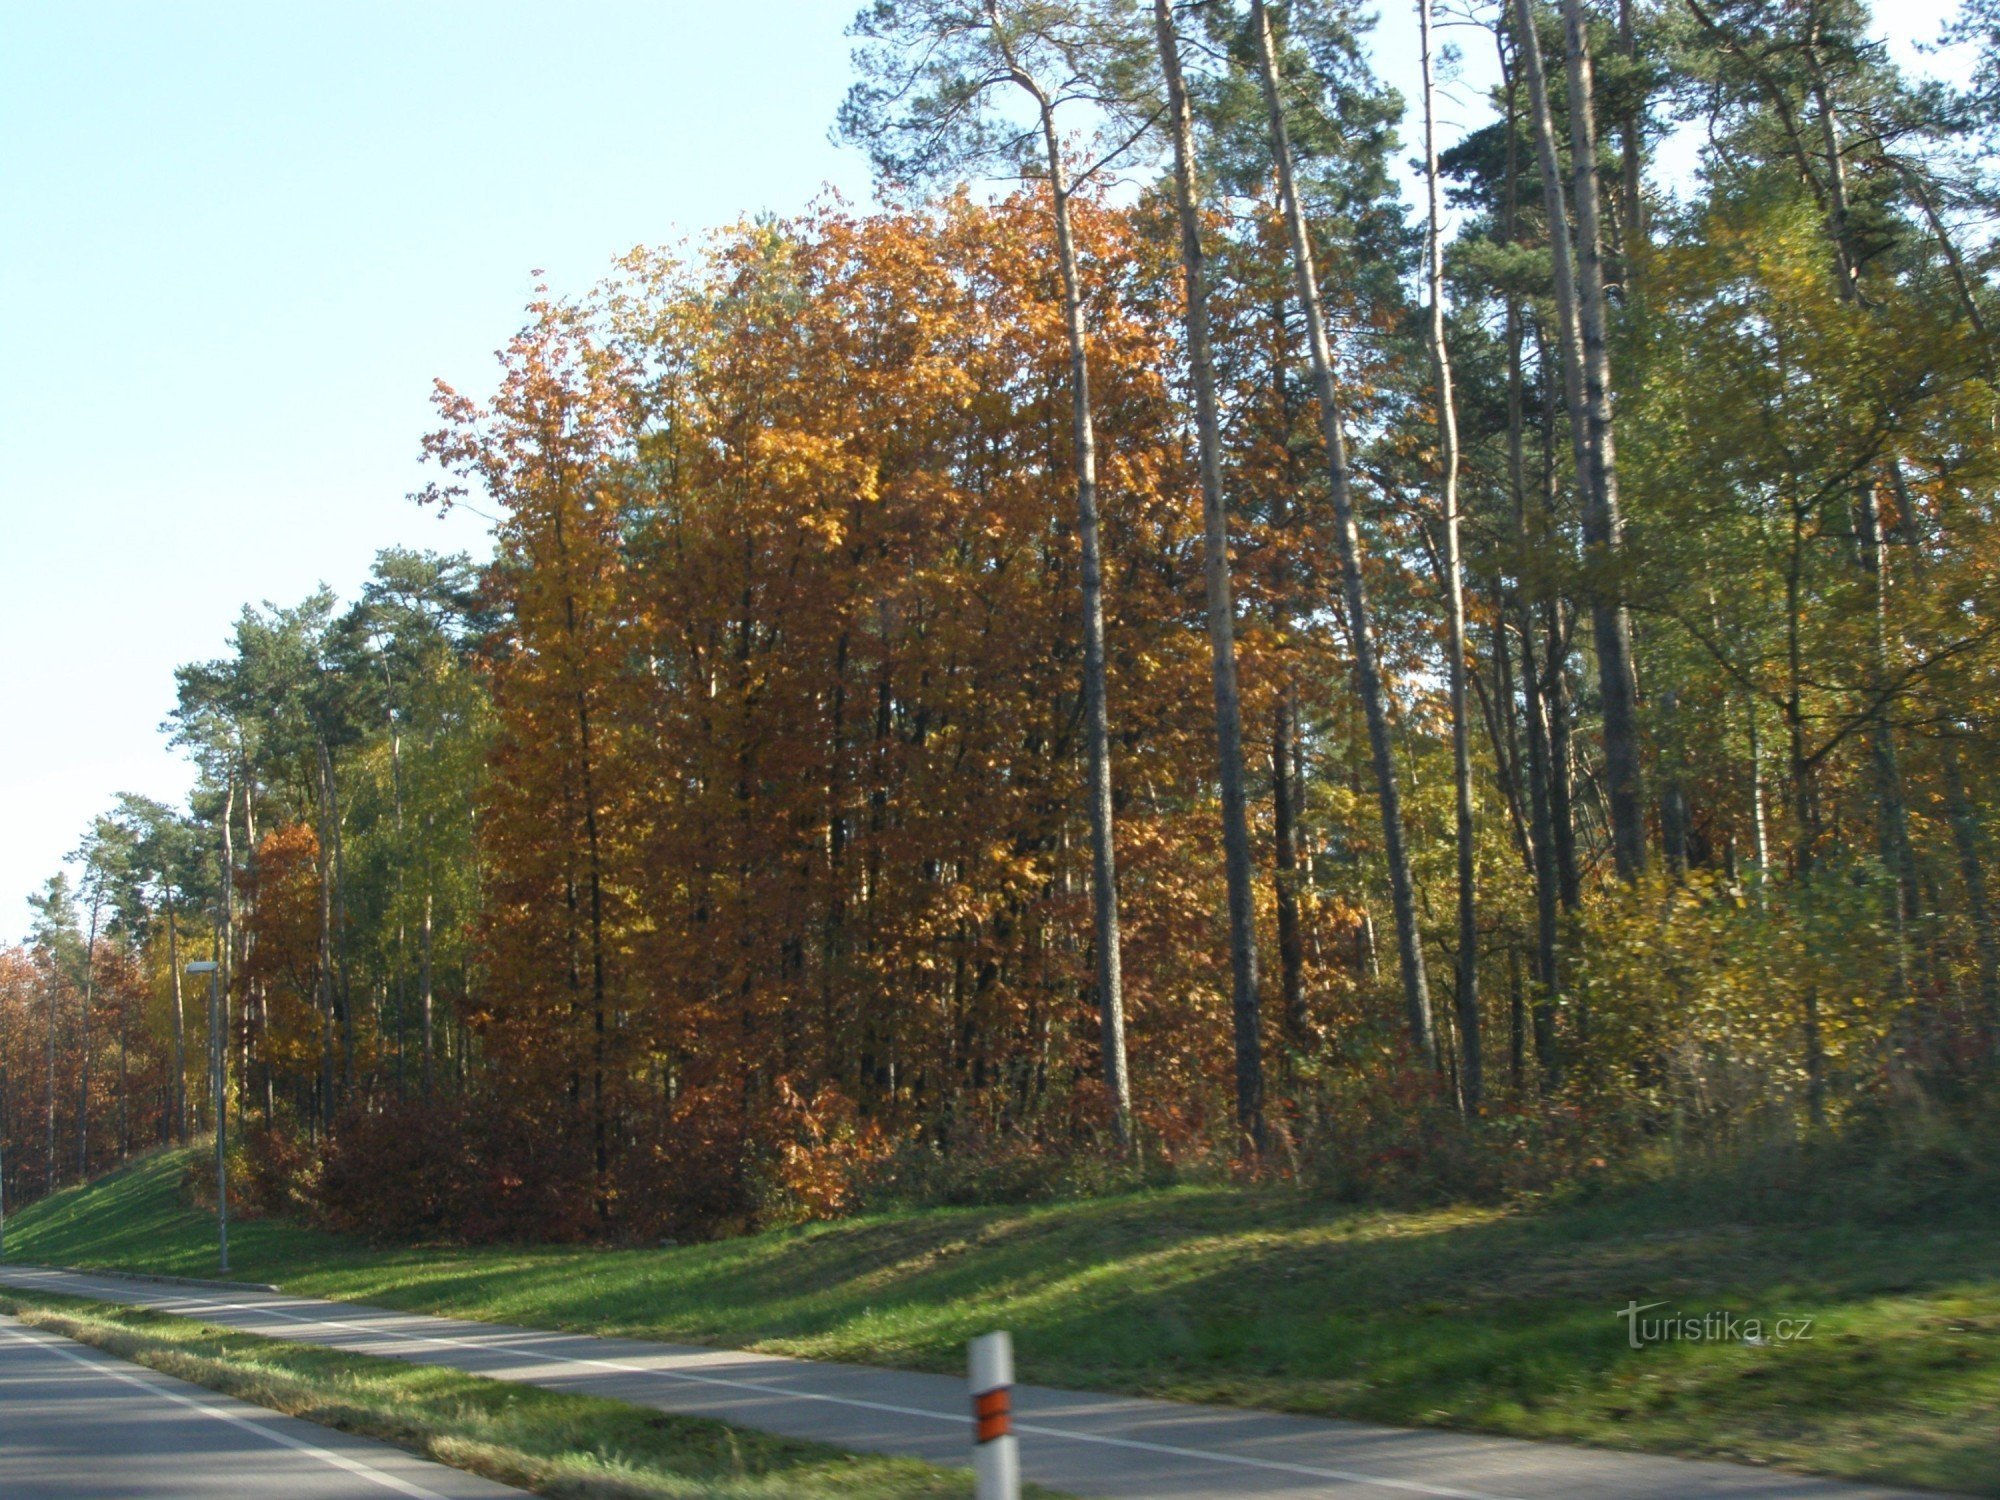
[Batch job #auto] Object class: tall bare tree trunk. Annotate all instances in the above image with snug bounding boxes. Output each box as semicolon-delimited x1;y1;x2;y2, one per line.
1539;357;1584;917
77;889;100;1178
384;682;408;1101
241;751;269;1126
167;889;188;1144
1658;689;1691;875
1783;497;1828;1127
44;957;58;1192
1028;85;1132;1143
1497;23;1563;1084
577;688;609;1219
1857;484;1921;1052
119;980;130;1157
1264;296;1311;1054
1559;0;1647;879
1420;0;1480;1109
1252;0;1434;1061
1803;9;1860;301
1;1058;10;1227
1513;0;1591;521
1515;0;1645;881
313;741;337;1133
321;737;355;1101
1155;0;1264;1149
1616;0;1645;279
1273;690;1310;1052
1510;314;1562;1077
422;864;437;1099
1747;691;1770;900
219;775;237;1137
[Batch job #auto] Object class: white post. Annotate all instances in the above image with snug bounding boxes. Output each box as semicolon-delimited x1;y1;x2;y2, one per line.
969;1330;1019;1500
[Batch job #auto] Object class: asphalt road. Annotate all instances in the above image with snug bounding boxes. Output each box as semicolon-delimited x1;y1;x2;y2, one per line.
0;1265;1948;1500
0;1311;526;1499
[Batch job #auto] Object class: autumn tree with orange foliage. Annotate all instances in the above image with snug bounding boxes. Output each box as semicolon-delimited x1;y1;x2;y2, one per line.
9;0;1997;1238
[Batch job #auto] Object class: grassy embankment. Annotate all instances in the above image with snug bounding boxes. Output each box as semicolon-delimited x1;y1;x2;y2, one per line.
0;1287;1012;1499
6;1147;1997;1494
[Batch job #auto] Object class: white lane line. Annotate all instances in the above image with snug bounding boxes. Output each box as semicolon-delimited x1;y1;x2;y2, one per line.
1;1269;1527;1500
1009;1422;1527;1500
0;1318;454;1500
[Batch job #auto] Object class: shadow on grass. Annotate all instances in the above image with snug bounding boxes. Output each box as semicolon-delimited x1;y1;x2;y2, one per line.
9;1146;1996;1494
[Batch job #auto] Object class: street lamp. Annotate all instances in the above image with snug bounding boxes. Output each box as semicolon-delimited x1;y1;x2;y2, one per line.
186;960;226;1274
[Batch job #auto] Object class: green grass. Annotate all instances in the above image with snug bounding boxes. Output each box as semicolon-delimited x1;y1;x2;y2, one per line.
8;1147;1998;1494
0;1287;1011;1499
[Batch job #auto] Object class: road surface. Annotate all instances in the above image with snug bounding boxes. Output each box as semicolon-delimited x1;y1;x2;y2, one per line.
0;1310;526;1498
0;1264;1948;1500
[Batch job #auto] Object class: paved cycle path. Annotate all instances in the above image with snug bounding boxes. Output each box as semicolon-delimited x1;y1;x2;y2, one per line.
0;1311;525;1498
0;1264;1945;1500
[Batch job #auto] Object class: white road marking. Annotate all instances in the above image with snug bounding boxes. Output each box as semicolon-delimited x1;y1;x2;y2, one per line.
0;1317;454;1499
4;1269;1527;1500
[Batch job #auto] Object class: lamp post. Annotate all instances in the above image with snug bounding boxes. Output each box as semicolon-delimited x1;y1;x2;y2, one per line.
186;960;226;1273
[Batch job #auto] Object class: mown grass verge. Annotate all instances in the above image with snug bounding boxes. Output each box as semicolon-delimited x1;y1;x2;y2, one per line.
6;1147;1997;1495
0;1287;1028;1499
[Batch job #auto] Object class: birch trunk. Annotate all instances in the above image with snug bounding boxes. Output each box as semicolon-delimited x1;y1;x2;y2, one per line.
1747;693;1770;901
1856;485;1919;1016
1421;0;1480;1108
1785;499;1828;1127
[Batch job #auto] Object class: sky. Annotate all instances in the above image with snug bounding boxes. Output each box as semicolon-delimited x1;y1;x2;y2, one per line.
0;1;1972;941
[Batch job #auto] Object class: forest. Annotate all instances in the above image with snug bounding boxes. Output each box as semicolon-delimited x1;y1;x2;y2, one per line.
6;0;1996;1243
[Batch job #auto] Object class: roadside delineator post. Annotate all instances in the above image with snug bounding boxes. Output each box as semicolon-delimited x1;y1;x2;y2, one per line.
969;1329;1019;1500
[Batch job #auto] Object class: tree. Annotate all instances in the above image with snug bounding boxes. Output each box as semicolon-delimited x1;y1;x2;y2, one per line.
1249;0;1436;1061
841;0;1153;1140
1416;0;1481;1107
27;875;79;1189
69;820;128;1174
1559;0;1647;881
1150;0;1266;1148
103;796;206;1144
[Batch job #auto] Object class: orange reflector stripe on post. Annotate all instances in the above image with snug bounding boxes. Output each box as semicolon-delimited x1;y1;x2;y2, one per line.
968;1329;1018;1499
973;1386;1012;1444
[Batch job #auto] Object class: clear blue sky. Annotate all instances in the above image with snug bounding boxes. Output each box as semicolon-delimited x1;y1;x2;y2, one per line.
2;1;877;937
0;1;1966;939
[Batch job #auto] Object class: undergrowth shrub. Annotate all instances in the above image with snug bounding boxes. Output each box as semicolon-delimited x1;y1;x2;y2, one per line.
312;1098;595;1244
750;1078;890;1225
194;868;1998;1242
234;1120;319;1217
